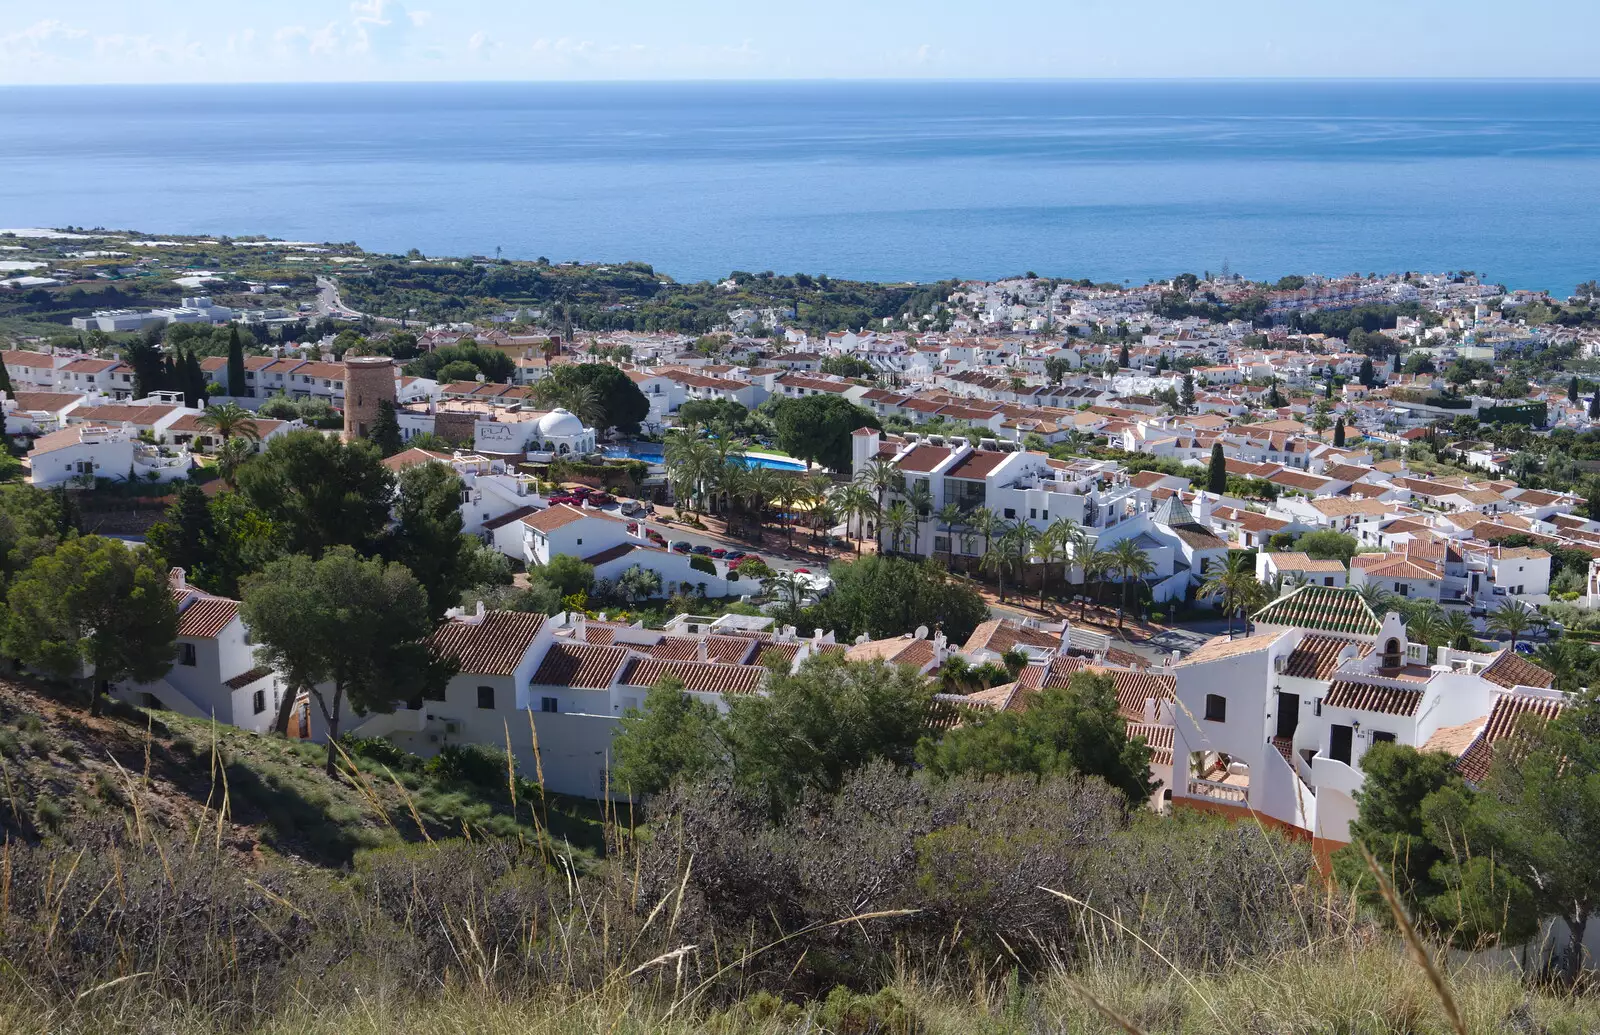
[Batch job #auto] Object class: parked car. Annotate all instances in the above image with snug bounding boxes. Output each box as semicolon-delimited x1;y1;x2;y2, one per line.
793;568;810;574
725;551;745;561
590;492;615;505
710;548;727;558
1514;641;1537;656
691;544;712;556
671;541;691;553
621;502;644;517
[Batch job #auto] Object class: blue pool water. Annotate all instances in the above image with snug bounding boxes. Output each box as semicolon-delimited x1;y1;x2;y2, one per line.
603;447;806;471
4;81;1600;293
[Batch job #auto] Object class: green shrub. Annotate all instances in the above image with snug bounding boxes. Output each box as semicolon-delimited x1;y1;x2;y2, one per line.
425;743;511;791
26;733;51;758
34;794;65;833
340;734;421;772
0;730;19;759
689;554;716;575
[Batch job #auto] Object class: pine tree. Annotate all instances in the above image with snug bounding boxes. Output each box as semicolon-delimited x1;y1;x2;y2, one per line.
227;325;247;398
1180;372;1195;410
1207;442;1227;494
370;399;403;457
1359;356;1375;387
1333;417;1346;447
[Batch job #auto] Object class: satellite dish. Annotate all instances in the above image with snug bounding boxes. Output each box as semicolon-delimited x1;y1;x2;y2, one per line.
914;625;929;641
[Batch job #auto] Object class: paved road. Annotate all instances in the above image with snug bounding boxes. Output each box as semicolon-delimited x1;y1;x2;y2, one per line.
621;510;835;578
314;275;401;325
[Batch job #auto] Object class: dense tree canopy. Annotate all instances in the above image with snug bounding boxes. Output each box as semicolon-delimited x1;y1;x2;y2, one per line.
771;394;879;472
806;555;989;645
236;431;393;557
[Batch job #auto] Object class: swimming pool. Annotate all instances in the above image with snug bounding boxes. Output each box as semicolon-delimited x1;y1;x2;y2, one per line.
602;447;806;472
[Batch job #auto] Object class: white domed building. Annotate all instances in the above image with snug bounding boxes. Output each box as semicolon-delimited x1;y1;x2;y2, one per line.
534;408;596;457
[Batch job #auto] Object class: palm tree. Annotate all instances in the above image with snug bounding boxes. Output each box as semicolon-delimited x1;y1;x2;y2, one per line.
833;484;873;551
936;502;963;566
195;402;260;448
967;507;999;567
1487;600;1533;651
215;435;253;490
1110;538;1156;631
1354;580;1392;613
1082;547;1116;621
1535;641;1581;692
663;431;716;515
855;458;898;550
1199;552;1266;637
1044;518;1089;609
904;480;934;556
882;500;913;555
1441;609;1476;651
1404;602;1444;662
767;571;809;625
536;380;606;432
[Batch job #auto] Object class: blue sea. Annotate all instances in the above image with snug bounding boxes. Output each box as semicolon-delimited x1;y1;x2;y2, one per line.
2;80;1599;294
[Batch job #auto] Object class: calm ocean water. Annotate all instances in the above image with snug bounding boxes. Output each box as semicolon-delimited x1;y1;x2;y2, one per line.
2;80;1598;293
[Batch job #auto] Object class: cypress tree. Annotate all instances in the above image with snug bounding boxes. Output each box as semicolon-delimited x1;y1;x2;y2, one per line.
1392;352;1402;374
1118;343;1130;368
1333;417;1346;447
1180;372;1195;410
0;353;14;397
1324;377;1334;399
1207;442;1227;494
227;325;247;398
183;350;205;408
370;399;404;457
1589;393;1599;420
1359;356;1374;387
1569;377;1580;405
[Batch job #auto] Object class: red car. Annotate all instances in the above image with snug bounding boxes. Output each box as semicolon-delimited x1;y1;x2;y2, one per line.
792;568;810;575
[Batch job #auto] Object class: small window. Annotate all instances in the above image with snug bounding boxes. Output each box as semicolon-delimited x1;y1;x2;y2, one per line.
477;685;495;709
1371;730;1396;745
252;689;266;714
179;642;197;666
1003;508;1016;519
1204;694;1227;723
1029;508;1037;519
541;696;559;713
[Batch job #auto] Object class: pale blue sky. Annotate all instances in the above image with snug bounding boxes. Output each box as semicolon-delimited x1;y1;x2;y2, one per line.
3;0;1599;84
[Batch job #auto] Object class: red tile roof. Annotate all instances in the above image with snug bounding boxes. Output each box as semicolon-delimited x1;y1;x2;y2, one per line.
175;594;239;638
1456;691;1568;783
618;658;766;695
1478;648;1555;690
1283;634;1368;680
895;445;952;473
428;611;546;676
1323;679;1423;717
530;643;629;689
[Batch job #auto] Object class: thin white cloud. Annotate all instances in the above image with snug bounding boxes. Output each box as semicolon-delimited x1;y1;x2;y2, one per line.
0;19;92;64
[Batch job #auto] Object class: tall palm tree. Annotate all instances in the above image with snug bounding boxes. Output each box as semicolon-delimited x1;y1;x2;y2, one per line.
936;502;964;567
1004;522;1040;605
1440;609;1476;651
882;500;913;555
967;507;999;567
833;483;873;551
195;401;260;447
855;458;898;551
1487;600;1533;651
904;479;934;556
1044;517;1090;609
1082;547;1116;620
1199;552;1265;637
663;431;716;515
1110;538;1156;631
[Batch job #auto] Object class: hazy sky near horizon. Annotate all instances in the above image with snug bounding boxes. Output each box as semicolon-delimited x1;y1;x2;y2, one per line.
4;0;1599;84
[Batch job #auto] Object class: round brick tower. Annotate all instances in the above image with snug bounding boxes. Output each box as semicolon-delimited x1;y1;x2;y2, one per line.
342;356;397;442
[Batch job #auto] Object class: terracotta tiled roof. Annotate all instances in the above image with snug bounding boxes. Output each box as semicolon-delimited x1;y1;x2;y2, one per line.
224;665;273;690
1019;656;1175;720
647;637;702;662
1323;679;1423;717
1253;585;1381;636
757;642;801;669
176;594;239;639
618;658;766;695
1267;552;1346;573
844;635;936;668
1479;649;1555;691
383;447;453;472
1456;691;1568;783
520;504;592;532
705;635;759;665
962;618;1059;656
582;625;616;646
1283;634;1367;680
1128;722;1175;767
1177;632;1277;667
530;643;629;689
428;611;546;676
894;444;954;473
944;450;1009;480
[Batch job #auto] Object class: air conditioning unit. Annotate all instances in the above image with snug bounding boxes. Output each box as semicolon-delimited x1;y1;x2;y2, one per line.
445;721;460;735
427;733;440;744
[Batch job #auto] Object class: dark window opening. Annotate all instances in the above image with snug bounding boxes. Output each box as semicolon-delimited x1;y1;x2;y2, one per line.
1205;694;1227;722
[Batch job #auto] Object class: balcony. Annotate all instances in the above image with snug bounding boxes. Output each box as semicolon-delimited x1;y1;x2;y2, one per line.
1187;778;1248;804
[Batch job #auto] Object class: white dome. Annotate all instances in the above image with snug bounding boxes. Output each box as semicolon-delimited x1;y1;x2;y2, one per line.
537;407;585;438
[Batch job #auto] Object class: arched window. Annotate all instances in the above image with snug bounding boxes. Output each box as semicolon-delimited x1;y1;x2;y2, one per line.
559;443;570;455
1382;637;1401;669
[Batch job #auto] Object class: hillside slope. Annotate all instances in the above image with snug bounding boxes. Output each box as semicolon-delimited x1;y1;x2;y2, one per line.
0;675;605;867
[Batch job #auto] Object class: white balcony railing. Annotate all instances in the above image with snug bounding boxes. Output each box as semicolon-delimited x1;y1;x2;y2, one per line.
1187;778;1248;804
